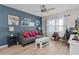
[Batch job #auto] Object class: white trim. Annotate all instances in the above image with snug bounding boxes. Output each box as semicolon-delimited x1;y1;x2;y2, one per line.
0;45;8;48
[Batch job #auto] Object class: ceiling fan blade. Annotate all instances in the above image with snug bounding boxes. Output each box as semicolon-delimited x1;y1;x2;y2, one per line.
33;11;41;12
46;8;55;11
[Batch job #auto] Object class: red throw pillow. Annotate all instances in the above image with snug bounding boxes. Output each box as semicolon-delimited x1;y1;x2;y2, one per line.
31;31;37;37
22;32;26;37
29;32;32;36
28;32;31;37
35;31;38;35
22;32;30;38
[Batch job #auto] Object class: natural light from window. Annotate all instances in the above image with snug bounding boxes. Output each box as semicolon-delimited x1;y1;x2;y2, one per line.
46;17;64;36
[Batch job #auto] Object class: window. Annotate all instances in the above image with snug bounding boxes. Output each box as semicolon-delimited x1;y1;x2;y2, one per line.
47;19;55;36
56;18;64;32
46;17;64;36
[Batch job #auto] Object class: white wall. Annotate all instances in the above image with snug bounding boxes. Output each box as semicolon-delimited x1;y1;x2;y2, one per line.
42;17;47;36
42;8;79;36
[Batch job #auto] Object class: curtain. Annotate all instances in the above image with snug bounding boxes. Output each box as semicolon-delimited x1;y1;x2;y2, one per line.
46;16;65;37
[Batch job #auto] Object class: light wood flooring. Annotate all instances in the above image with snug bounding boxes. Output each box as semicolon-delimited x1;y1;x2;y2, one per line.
0;40;69;55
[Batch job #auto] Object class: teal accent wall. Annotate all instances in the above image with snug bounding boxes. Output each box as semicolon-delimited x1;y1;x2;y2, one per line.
0;5;42;46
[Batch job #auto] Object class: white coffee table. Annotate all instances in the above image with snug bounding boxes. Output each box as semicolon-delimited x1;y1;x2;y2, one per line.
35;37;50;48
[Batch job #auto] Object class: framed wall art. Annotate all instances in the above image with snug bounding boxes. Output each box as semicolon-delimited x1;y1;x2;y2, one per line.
36;20;40;26
8;15;19;25
21;18;34;27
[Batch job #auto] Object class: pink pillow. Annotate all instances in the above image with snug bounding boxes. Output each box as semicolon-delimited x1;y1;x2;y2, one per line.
31;31;37;37
22;32;30;38
35;31;39;35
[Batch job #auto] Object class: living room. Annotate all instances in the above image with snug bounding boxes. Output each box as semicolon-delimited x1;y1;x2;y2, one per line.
0;4;79;55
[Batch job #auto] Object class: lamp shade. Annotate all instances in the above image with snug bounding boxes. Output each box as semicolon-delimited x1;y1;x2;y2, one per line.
9;27;14;31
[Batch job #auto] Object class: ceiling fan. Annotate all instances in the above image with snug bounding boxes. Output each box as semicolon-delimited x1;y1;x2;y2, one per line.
34;5;55;13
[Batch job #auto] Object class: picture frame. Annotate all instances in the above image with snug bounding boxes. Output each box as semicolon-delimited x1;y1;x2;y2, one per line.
8;15;19;25
21;20;34;27
36;20;40;26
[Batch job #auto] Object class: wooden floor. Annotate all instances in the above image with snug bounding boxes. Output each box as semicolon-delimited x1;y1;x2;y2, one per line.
0;40;69;55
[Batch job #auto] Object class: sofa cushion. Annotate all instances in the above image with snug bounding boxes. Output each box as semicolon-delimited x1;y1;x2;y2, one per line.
25;37;36;41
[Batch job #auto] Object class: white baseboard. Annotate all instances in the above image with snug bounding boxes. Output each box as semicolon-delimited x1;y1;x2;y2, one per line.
0;45;8;48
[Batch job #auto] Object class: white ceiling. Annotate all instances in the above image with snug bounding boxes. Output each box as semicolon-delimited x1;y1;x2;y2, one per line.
4;4;79;17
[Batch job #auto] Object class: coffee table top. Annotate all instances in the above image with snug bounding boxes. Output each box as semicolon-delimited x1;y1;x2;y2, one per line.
36;37;50;41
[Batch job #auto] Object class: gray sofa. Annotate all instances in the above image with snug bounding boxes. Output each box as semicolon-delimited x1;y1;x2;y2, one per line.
18;32;43;47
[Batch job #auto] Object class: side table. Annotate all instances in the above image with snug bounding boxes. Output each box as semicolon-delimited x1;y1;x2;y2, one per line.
7;35;18;47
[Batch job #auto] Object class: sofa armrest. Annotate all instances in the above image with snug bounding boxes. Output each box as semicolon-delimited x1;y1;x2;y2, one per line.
18;33;26;45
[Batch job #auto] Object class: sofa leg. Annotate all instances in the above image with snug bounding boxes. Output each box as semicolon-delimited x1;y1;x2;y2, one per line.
23;45;25;47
